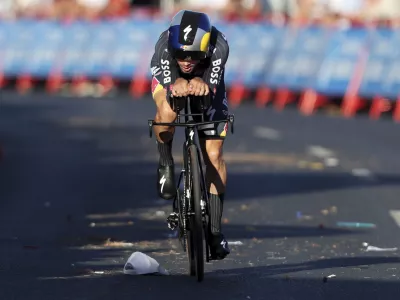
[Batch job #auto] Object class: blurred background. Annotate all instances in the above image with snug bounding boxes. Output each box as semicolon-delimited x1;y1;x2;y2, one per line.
0;0;400;117
0;0;399;25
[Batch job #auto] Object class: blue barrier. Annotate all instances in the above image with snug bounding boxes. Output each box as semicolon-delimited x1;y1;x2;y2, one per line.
264;26;329;91
233;24;282;88
314;28;368;96
28;21;64;77
2;20;41;76
0;19;399;99
358;29;400;98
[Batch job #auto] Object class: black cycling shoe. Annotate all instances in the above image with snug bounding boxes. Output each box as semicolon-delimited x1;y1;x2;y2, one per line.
209;233;230;260
157;164;176;200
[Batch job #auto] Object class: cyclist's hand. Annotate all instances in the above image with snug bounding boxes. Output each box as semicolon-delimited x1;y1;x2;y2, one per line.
188;77;209;96
172;78;189;97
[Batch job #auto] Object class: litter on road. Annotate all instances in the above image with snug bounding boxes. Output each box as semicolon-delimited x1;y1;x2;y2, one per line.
336;222;376;229
124;252;169;275
324;157;339;167
296;211;313;221
321;206;338;216
266;257;286;260
351;168;373;177
323;274;336;283
155;211;166;217
365;246;398;252
228;241;244;246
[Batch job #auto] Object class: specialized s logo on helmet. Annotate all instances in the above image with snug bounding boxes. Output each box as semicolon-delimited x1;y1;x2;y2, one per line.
183;25;192;41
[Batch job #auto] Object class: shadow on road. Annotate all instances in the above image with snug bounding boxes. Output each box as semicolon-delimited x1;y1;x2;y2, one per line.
212;256;400;276
2;97;400;212
8;256;400;300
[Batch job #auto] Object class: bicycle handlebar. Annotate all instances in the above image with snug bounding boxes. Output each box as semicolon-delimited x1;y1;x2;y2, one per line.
148;114;234;138
148;94;234;138
169;93;211;112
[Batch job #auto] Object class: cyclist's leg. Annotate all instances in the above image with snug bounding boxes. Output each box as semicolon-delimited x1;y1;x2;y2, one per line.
152;88;178;200
153;89;176;144
195;80;230;259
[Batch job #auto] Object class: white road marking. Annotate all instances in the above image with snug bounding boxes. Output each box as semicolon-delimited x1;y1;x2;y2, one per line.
253;126;281;140
390;210;400;227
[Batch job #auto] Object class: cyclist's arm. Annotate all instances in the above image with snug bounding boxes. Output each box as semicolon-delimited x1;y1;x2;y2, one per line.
203;30;229;96
150;30;178;101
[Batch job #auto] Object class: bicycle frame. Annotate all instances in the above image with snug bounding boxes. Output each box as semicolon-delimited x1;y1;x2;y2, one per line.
148;96;234;207
148;95;234;264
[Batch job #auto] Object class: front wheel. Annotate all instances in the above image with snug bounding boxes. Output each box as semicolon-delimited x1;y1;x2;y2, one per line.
188;144;204;282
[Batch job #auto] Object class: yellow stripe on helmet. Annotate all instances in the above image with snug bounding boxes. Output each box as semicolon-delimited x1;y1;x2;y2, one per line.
200;32;210;52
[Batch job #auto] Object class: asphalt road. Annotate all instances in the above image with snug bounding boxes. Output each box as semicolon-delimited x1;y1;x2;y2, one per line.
1;92;400;300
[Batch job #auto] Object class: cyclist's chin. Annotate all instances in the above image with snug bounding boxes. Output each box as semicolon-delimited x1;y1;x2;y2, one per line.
180;66;194;73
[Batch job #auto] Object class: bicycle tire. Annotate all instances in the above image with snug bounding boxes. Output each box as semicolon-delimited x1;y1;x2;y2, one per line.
188;144;204;282
186;227;196;276
183;194;195;276
182;148;195;276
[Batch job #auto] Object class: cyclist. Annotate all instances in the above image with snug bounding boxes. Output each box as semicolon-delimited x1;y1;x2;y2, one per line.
150;9;230;260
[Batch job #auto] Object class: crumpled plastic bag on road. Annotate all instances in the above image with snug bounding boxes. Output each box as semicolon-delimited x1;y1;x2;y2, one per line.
123;251;169;275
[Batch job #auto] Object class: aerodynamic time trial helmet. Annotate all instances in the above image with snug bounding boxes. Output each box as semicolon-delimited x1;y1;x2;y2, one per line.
167;10;212;61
